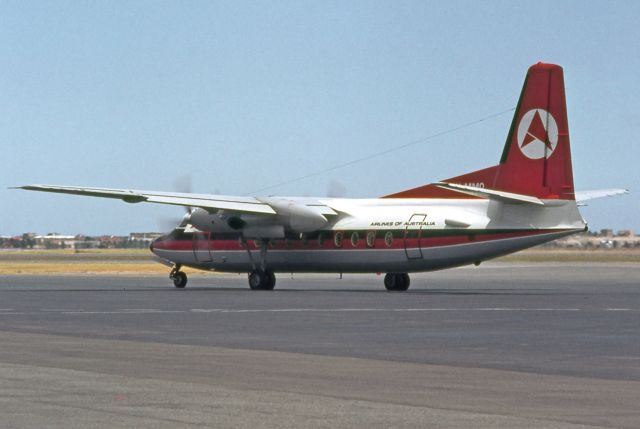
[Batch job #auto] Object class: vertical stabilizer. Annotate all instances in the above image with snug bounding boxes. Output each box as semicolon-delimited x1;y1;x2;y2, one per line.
495;63;574;200
385;63;576;201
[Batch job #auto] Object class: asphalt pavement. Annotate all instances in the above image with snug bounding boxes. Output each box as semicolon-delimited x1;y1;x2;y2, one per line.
0;262;639;428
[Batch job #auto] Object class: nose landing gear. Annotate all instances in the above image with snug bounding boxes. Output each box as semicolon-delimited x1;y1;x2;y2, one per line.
169;265;188;289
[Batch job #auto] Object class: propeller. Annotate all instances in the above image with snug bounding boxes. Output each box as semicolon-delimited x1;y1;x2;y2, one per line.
173;174;193;215
326;179;347;198
155;175;194;231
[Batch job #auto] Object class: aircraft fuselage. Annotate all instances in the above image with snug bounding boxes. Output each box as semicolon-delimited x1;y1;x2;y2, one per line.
150;197;585;273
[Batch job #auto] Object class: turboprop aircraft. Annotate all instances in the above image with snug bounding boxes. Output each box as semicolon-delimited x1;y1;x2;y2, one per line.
17;63;628;291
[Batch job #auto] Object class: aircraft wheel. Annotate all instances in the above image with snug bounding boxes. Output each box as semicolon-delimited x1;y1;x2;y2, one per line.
172;271;188;289
265;270;276;290
398;273;411;291
383;273;398;291
384;273;410;291
248;269;274;290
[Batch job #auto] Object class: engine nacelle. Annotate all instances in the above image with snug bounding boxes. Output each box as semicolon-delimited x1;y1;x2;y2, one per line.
189;208;237;234
188;200;328;238
261;198;328;233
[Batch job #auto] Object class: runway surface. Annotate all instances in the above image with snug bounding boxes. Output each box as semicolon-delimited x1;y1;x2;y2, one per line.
1;262;639;428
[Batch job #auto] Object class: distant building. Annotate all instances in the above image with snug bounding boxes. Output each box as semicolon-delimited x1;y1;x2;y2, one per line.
600;229;614;237
543;230;640;249
96;235;128;248
129;232;162;243
34;234;77;249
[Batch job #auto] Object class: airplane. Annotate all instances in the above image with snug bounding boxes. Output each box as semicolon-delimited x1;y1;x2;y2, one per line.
16;63;628;291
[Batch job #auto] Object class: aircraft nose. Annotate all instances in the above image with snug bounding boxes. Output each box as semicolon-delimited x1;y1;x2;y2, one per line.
149;236;161;254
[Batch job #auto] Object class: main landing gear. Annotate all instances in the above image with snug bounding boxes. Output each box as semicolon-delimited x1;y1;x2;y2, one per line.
248;269;276;290
384;273;410;291
243;238;277;291
170;264;188;289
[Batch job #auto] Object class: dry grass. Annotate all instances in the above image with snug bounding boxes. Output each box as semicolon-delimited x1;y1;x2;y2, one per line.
0;262;167;276
0;249;203;276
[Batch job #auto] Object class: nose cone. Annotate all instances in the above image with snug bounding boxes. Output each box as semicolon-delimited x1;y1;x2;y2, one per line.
149;235;165;255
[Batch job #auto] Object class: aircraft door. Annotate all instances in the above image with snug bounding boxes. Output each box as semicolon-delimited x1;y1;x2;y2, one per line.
404;214;426;260
192;231;213;263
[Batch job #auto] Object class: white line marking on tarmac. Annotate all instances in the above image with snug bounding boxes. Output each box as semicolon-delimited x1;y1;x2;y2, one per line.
62;310;184;315
0;308;637;316
190;308;587;313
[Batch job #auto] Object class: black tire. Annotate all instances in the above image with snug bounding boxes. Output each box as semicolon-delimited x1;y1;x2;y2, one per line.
384;273;410;292
397;273;411;291
248;269;270;290
265;270;276;290
173;271;188;289
384;273;399;291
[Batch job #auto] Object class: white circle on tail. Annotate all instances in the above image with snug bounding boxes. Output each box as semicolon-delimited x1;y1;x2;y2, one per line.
516;109;559;159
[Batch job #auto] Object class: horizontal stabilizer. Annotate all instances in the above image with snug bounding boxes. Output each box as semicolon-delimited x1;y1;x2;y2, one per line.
435;182;545;205
575;188;629;206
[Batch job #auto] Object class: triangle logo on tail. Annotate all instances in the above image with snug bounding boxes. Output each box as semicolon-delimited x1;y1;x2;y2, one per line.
517;109;558;159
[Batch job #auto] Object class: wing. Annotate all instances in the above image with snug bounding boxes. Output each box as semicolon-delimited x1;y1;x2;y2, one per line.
14;184;276;214
575;188;629;204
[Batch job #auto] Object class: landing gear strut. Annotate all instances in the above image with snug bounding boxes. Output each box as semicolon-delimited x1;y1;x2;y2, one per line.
242;238;276;291
169;265;188;289
384;273;410;291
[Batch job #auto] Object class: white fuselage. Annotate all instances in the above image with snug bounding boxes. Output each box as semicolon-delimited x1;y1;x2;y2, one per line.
151;197;586;273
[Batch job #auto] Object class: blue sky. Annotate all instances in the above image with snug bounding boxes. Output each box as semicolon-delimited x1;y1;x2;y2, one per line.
2;1;638;235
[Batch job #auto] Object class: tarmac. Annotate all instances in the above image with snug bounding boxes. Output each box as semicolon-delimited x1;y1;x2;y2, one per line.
0;262;639;428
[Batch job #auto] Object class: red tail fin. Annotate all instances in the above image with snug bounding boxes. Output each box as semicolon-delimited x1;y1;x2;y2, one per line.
494;62;574;200
385;62;575;200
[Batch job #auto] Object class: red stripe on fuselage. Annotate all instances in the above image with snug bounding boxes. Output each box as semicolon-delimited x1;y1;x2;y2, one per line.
152;229;565;252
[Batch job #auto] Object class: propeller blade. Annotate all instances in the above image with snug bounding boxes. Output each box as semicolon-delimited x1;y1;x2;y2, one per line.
173;174;193;214
326;179;347;198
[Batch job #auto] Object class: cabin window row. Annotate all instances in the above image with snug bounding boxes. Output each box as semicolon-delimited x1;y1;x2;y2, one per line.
330;231;393;248
330;231;394;248
245;231;396;249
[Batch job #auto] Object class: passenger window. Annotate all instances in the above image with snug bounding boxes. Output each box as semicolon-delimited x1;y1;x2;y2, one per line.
384;231;393;248
334;232;343;248
351;231;359;247
366;231;376;248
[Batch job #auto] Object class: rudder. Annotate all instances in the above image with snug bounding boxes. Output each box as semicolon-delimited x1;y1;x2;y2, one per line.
384;62;576;201
494;62;574;200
